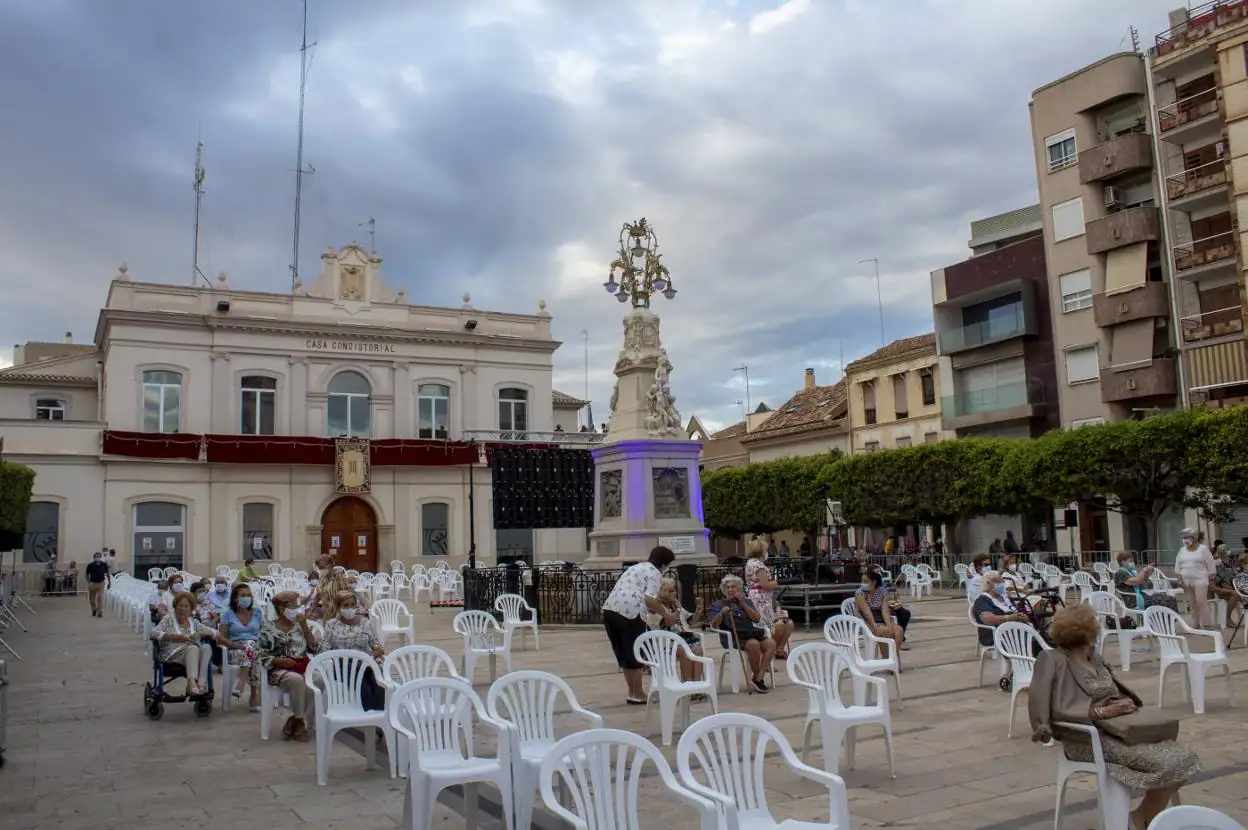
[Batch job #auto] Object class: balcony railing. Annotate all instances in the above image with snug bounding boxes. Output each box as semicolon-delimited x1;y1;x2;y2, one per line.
1173;230;1237;273
1180;305;1246;343
941;381;1037;420
1158;89;1220;134
463;429;605;446
1156;0;1248;56
937;304;1027;354
1166;158;1228;200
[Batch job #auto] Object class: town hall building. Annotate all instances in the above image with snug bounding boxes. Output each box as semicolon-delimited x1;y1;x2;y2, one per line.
0;244;596;578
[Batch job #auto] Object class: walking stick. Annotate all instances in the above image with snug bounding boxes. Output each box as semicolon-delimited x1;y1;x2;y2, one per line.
725;600;754;696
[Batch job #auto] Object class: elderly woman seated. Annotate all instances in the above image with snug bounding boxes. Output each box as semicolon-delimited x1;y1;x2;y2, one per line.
972;570;1036;686
707;574;776;694
651;578;707;698
151;591;220;696
1030;603;1200;830
257;591;320;741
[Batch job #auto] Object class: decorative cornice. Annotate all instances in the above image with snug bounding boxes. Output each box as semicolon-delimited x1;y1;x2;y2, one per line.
0;374;98;388
96;308;561;354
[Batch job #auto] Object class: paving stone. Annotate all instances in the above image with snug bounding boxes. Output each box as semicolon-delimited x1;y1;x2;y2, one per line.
2;592;1246;829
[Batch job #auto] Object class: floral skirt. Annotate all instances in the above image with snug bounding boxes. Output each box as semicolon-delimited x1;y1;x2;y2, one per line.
1063;736;1200;791
228;643;260;685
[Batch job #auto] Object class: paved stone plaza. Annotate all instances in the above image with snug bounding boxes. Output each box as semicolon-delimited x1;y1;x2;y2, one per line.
2;593;1247;830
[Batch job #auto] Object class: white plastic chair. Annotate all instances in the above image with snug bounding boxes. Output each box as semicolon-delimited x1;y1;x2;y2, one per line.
1144;606;1234;715
822;615;903;709
1147;805;1245;830
954;563;970;589
371;598;416;648
635;630;718;746
1071;570;1097;604
968;601;1002;685
787;642;895;777
1088;591;1151;672
539;729;717;830
487;670;604;830
389;677;516;830
411;572;434;610
452;610;512;684
306;650;398;786
899;564;932;598
493;593;540;652
676;712;854;830
714;623;776;694
992;622;1048;738
1052;721;1133;830
839;597;860;618
916;562;941;591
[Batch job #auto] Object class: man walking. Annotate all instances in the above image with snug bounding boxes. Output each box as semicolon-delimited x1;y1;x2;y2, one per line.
86;551;110;617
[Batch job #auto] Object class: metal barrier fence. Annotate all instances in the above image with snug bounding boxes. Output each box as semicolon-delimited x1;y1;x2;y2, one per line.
463;557;860;626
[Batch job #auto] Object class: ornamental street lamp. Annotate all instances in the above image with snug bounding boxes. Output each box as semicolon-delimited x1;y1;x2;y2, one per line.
602;218;677;308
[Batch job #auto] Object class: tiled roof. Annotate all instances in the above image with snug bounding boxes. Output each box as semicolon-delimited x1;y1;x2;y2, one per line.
0;373;97;387
844;333;936;373
552;389;588;406
711;421;747;439
739;379;847;444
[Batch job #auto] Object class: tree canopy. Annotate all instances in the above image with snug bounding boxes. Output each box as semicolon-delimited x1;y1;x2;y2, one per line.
699;408;1248;540
0;458;35;536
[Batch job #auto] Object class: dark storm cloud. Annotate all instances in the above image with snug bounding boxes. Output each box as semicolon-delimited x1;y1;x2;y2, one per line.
0;0;1181;431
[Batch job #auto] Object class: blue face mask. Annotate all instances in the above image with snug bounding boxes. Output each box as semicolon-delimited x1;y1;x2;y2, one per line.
994;582;1009;597
239;597;253;609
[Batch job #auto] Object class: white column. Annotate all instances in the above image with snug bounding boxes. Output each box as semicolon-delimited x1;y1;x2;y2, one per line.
209;352;232;433
289;357;308;435
394;361;412;439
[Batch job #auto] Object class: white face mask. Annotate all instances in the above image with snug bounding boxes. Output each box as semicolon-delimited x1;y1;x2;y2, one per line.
1008;564;1018;572
283;607;301;621
339;608;357;620
215;584;228;594
170;582;184;593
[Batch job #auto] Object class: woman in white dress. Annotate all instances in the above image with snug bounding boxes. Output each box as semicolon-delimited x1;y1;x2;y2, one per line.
1175;528;1217;629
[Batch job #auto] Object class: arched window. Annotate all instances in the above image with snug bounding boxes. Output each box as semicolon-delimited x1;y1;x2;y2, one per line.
142;370;182;433
134;501;185;573
35;398;66;421
497;387;528;439
417;383;450;439
328;371;371;437
240;376;277;435
421;502;449;556
242;502;274;560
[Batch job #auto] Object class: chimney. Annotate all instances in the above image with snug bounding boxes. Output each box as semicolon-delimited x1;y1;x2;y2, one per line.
804;368;816;390
13;344;24;366
64;331;73;344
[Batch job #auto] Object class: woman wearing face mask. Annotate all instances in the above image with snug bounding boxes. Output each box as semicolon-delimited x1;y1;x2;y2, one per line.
164;575;187;615
322;591;387;710
151;591;220;697
190;580;216;625
854;567;908;652
218;583;264;710
307;569;349;621
257;591;320;741
1175;529;1218;628
207;577;232;614
972;571;1033;687
1113;551;1177;613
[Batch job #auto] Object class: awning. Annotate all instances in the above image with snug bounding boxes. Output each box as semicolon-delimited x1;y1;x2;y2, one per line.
1104;242;1148;296
1109;319;1155;367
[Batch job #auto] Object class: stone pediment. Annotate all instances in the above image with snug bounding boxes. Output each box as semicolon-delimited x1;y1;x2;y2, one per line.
302;243;401;305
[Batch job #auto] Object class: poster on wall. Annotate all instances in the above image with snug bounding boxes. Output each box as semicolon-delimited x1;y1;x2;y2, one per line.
252;536;264;552
166;537;177;550
142;538;152;550
331;535;341;548
357;535;367;548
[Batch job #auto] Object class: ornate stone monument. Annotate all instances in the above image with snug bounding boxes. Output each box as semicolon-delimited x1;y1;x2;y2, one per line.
586;219;714;565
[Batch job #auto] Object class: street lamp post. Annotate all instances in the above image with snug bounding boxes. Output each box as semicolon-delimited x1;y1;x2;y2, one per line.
733;365;750;414
858;257;885;347
602;218;677;306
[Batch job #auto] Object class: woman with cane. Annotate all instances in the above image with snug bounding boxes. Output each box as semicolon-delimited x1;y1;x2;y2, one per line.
708;574;775;694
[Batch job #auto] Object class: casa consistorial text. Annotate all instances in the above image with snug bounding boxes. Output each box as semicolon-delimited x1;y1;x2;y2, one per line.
305;339;396;354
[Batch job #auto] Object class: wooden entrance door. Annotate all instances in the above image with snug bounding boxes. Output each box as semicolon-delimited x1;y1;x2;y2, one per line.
321;497;378;573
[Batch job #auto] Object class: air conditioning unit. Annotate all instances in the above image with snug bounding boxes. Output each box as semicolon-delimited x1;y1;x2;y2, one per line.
1104;186;1122;208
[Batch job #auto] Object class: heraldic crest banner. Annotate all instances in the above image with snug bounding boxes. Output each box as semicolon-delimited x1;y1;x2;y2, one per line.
335;438;371;494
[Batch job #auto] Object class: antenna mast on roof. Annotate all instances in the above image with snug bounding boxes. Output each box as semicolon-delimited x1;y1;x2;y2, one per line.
1130;25;1140;53
290;0;317;290
191;138;209;287
359;216;376;253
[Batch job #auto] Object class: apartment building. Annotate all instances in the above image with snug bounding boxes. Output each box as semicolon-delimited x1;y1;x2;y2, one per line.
1031;52;1200;553
930;206;1059;440
1149;1;1248;542
1148;2;1248;416
844;334;945;453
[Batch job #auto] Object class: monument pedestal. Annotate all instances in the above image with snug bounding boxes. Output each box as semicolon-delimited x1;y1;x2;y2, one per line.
584;307;712;568
586;440;714;565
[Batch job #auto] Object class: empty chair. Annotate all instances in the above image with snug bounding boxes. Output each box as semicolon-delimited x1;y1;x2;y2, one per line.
787;642;895;777
916;562;941;590
635;630;717;746
954;563;970;589
306;650;398;786
538;729;717;830
676;712;854;830
822;614;903;708
1147;805;1245;830
452;610;512;683
487;670;604;830
389;677;516;830
992;622;1048;738
1144;606;1234;715
494;593;540;652
1071;570;1097;604
371;598;417;648
1088;591;1152;672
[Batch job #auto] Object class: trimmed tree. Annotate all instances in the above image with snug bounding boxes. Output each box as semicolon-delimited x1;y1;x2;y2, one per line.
701;453;836;535
999;409;1226;552
0;458;36;551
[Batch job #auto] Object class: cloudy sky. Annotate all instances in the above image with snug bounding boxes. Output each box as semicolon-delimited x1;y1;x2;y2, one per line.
0;0;1183;430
